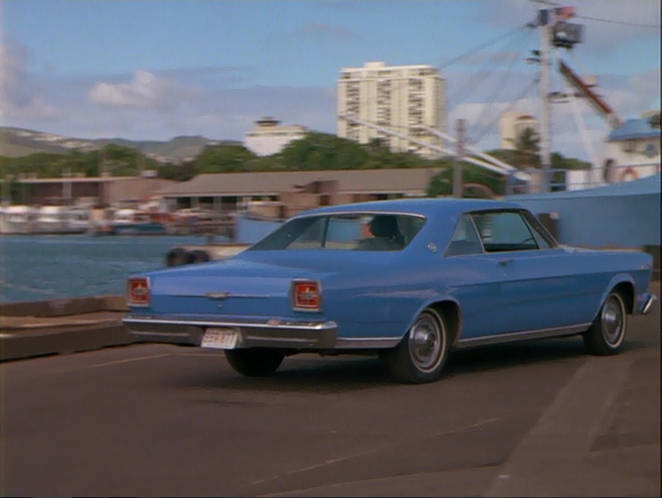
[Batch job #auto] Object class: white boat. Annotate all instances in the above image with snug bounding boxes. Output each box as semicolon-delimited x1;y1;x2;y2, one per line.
0;205;38;234
66;206;91;233
36;206;66;233
35;205;90;234
109;208;169;235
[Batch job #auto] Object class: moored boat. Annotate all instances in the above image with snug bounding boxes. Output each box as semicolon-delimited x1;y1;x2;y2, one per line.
0;205;38;234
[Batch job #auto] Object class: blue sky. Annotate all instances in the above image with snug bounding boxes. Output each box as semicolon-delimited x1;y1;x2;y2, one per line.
1;0;660;159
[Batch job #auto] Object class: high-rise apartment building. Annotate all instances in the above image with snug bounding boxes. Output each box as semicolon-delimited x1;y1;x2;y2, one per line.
499;111;539;150
337;61;446;158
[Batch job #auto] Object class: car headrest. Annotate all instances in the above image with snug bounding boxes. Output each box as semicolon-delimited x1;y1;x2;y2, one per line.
370;215;399;238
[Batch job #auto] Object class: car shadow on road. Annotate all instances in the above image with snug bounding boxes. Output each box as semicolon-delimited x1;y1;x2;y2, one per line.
445;336;588;375
168;354;394;394
164;333;655;393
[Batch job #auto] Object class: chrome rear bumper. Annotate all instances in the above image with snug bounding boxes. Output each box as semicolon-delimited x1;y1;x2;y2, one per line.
123;315;337;349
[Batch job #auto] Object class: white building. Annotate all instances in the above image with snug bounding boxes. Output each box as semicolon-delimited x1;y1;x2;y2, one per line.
244;117;307;156
563;112;660;190
600;113;661;182
499;111;539;150
337;61;446;158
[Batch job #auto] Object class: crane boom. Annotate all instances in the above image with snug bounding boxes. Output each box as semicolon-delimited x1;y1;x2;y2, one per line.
338;114;530;181
559;59;621;129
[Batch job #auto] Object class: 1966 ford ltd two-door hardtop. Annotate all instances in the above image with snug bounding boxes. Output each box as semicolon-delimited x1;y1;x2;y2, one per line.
124;199;656;383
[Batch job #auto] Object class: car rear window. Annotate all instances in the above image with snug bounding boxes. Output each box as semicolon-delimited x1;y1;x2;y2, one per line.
250;213;426;251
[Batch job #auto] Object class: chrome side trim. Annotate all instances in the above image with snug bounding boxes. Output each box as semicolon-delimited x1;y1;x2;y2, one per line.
131;331;192;338
290;210;427;221
168;293;274;299
334;337;401;349
206;292;230;299
123;316;336;331
454;322;592;349
242;335;316;344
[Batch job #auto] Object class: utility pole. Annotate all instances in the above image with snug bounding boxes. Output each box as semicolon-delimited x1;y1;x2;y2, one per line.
453;119;465;198
539;8;553;192
2;174;11;206
62;167;72;204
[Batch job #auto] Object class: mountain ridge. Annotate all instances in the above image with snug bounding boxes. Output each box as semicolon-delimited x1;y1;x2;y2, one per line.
0;126;240;162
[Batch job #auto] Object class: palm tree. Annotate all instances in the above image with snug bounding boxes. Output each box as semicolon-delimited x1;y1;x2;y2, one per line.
508;126;541;168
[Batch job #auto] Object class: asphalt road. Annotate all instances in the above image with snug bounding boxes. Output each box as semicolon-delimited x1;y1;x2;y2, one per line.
1;304;659;496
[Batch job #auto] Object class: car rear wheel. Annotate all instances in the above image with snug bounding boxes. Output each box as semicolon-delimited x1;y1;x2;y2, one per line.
225;348;285;376
583;291;627;355
384;309;449;383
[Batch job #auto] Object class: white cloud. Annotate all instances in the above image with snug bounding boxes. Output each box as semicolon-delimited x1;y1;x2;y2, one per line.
88;70;198;109
603;68;661;116
0;39;59;121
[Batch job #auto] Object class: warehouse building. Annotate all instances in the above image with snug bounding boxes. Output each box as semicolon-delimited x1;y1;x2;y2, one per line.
157;168;442;217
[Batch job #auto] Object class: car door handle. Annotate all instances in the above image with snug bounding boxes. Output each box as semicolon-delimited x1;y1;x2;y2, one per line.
497;258;514;266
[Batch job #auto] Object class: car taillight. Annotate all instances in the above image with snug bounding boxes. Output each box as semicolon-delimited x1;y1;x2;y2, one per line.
292;280;321;311
127;277;150;307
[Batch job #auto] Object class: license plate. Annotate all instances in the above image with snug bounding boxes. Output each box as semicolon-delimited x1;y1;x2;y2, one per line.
201;328;239;349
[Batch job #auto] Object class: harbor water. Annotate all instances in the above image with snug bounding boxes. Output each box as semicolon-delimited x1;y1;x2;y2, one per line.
0;235;216;303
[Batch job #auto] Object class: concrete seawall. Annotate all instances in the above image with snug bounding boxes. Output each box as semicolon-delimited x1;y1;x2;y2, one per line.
0;295;131;361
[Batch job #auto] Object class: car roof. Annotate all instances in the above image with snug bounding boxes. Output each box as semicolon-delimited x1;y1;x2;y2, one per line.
298;198;521;218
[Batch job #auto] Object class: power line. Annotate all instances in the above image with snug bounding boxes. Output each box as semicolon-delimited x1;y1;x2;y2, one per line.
469;76;539;144
575;15;660;29
439;25;528;70
342;23;528;117
448;27;532;105
456;28;530;122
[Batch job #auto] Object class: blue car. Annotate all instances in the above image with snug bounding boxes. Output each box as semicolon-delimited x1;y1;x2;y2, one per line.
123;199;657;383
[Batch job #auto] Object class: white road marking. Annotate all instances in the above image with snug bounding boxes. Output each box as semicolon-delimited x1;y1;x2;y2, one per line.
87;353;172;368
250;417;501;486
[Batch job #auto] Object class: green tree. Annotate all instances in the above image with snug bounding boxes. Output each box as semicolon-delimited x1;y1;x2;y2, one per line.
192;144;256;174
426;161;504;197
508;126;541;168
0;145;158;179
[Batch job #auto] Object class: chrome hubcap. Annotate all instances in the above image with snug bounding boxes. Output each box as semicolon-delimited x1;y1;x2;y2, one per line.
601;294;625;346
409;313;444;372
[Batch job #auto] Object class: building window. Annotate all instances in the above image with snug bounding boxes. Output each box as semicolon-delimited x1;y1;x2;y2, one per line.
622;140;636;153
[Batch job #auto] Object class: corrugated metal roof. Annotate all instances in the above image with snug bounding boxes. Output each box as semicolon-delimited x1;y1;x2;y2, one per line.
157;168;444;197
607;118;660;141
16;176;138;184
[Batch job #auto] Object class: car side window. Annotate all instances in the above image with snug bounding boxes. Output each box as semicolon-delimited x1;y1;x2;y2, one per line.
445;215;483;256
471;211;539;252
522;211;556;249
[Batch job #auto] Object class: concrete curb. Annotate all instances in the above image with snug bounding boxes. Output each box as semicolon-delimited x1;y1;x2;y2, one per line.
0;295;133;362
0;294;127;317
0;322;133;361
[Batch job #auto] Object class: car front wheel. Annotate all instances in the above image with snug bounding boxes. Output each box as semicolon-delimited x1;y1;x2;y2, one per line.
583;291;627;355
224;348;285;376
384;309;449;383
